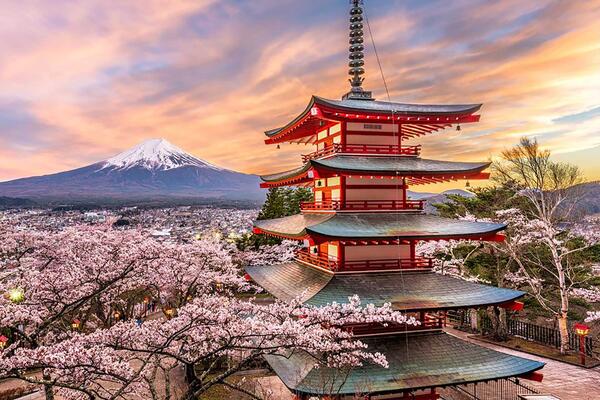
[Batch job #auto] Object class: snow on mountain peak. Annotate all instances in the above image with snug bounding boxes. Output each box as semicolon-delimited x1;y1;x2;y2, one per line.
103;138;224;171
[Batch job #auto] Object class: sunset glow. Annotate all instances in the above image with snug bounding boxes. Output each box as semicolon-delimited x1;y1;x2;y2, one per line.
1;0;599;185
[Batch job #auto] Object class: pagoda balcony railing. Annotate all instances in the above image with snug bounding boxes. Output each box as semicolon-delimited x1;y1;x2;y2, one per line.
346;314;445;335
296;249;339;270
300;199;424;212
301;143;421;162
296;249;433;272
343;257;434;271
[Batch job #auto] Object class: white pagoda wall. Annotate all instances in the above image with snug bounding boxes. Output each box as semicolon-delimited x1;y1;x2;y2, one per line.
345;122;399;147
344;244;410;261
344;177;405;202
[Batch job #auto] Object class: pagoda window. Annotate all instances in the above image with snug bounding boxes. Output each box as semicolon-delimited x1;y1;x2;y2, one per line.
326;177;341;187
329;123;341;135
331;189;341;201
317;128;328;141
315;124;342;151
327;243;338;260
314;190;323;203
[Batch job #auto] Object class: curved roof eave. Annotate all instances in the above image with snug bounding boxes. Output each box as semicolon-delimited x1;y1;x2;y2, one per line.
314;96;482;115
312;156;491;176
260;163;312;182
265;331;544;396
253;213;506;241
307;213;506;240
260;156;491;183
246;262;524;311
264;96;483;139
264;96;317;138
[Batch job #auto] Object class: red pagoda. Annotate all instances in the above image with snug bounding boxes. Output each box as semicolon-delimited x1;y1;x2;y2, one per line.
247;2;545;399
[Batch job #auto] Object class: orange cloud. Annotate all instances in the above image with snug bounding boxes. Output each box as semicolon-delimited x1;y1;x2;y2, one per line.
0;0;598;189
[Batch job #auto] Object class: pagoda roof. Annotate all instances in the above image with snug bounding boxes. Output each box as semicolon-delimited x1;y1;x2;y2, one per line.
253;213;505;241
260;155;490;186
245;262;524;311
314;96;482;116
266;331;544;396
265;96;482;144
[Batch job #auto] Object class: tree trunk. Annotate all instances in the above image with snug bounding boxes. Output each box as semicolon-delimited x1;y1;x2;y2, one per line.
487;306;508;341
558;311;570;354
552;243;570;354
498;307;508;340
183;363;199;400
469;309;479;332
43;373;54;400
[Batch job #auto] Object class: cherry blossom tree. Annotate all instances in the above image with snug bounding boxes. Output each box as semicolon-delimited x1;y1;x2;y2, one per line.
0;222;414;399
236;239;298;267
491;138;598;353
490;208;600;353
571;286;600;324
417;238;488;283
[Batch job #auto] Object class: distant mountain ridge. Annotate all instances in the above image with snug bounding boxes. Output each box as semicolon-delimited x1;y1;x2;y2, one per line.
0;139;263;204
410;184;600;216
576;181;600;215
0;196;37;208
408;189;475;214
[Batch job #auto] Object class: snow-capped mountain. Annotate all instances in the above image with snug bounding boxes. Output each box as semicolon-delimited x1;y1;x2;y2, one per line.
0;139;263;204
102;139;224;172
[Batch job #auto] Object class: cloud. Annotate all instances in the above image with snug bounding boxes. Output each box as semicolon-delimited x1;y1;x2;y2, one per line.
0;0;599;185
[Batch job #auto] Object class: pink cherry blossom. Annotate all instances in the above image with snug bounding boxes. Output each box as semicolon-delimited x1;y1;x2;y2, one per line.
0;221;414;399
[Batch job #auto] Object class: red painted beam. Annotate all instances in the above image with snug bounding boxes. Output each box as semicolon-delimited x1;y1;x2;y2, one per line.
499;300;524;311
252;227;307;241
521;371;544;382
489;233;506;242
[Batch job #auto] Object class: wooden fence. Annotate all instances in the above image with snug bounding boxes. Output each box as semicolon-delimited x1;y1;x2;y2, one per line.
448;310;596;357
440;378;539;400
440;378;538;400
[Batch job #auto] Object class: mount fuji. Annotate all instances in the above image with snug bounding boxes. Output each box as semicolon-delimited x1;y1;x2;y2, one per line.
0;139;263;204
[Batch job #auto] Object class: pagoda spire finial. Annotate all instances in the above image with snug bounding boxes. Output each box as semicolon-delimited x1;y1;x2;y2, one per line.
342;0;373;101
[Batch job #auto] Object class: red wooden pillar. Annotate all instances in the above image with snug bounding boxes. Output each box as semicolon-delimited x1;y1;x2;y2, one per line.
340;175;347;209
402;177;407;207
398;123;402;150
338;241;344;271
341;121;347;152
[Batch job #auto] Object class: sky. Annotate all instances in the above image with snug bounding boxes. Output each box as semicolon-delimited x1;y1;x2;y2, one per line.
1;0;599;190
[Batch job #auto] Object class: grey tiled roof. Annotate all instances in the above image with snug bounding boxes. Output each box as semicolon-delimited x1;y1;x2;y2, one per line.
261;163;312;183
260;155;490;182
265;332;544;396
245;262;525;311
315;96;482;115
254;213;505;240
254;213;331;238
265;96;482;137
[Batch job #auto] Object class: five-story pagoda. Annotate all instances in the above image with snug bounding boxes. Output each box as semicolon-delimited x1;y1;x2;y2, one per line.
248;2;544;399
